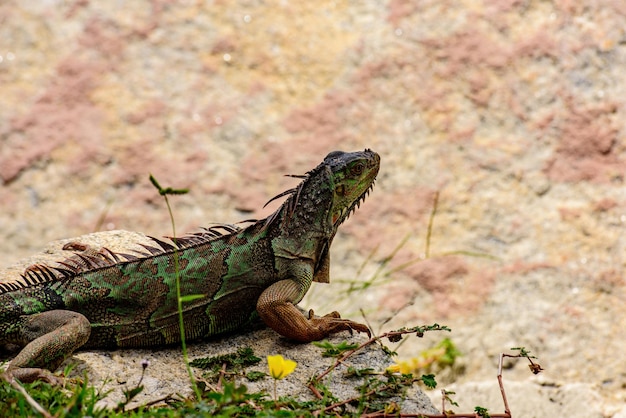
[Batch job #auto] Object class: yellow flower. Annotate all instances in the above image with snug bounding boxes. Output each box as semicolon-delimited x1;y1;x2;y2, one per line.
267;354;297;379
387;360;413;374
387;357;432;374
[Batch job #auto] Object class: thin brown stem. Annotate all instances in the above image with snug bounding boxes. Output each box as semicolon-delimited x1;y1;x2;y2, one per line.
497;353;511;416
425;191;440;259
6;377;52;418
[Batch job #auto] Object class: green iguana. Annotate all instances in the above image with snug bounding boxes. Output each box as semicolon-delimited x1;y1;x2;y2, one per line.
0;149;380;384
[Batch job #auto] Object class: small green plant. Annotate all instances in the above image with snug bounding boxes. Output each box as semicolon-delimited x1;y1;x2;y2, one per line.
190;346;262;386
149;174;204;400
353;372;423;414
510;346;543;374
0;373;106;418
475;405;491;417
441;389;459;412
195;381;264;416
115;359;150;412
191;346;262;371
313;340;360;357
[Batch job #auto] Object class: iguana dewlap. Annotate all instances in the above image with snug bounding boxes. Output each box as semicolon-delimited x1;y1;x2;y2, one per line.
0;149;379;383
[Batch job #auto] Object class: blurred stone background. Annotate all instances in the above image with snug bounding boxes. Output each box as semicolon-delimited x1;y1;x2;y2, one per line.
1;1;626;416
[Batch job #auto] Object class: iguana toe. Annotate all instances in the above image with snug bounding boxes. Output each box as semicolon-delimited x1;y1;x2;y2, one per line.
310;312;371;339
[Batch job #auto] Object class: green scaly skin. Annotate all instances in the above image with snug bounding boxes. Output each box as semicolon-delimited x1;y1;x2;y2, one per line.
0;149;380;383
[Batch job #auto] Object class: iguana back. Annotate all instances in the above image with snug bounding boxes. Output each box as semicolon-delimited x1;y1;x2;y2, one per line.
1;223;275;348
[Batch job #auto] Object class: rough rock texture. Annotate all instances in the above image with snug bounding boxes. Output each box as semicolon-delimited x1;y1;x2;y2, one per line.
2;1;626;416
76;327;438;413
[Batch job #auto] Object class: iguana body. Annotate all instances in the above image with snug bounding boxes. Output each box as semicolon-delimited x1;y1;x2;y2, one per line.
0;149;379;383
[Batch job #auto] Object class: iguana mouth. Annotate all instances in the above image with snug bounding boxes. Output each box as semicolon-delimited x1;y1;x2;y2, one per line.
334;181;376;227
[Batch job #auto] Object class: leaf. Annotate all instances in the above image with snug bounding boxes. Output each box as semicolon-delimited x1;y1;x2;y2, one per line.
179;294;205;303
190;347;261;370
149;174;189;196
149;174;162;191
421;374;437;389
245;371;267;382
312;340;359;357
345;367;376;377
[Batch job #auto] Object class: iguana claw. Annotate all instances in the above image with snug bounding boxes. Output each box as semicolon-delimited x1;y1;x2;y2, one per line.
308;310;371;339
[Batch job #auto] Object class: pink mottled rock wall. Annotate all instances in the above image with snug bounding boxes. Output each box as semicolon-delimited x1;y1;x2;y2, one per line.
2;1;626;415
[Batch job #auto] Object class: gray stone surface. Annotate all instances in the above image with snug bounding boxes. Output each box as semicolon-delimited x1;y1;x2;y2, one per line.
74;324;438;413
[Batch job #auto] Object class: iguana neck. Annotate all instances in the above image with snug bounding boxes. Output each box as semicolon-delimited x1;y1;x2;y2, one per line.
263;149;378;277
283;165;334;236
267;164;335;264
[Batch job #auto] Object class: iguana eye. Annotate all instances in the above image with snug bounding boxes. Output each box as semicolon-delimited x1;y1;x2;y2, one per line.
351;163;364;176
335;185;346;196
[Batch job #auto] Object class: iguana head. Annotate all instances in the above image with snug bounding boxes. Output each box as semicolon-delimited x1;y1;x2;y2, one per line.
266;149;379;283
323;149;380;229
265;149;380;233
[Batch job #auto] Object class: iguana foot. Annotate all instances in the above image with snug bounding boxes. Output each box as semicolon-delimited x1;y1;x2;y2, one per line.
5;310;91;384
3;368;65;385
308;310;371;339
257;279;371;342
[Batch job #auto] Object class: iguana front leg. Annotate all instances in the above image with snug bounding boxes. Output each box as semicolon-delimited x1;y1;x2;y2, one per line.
256;279;370;342
4;310;91;384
